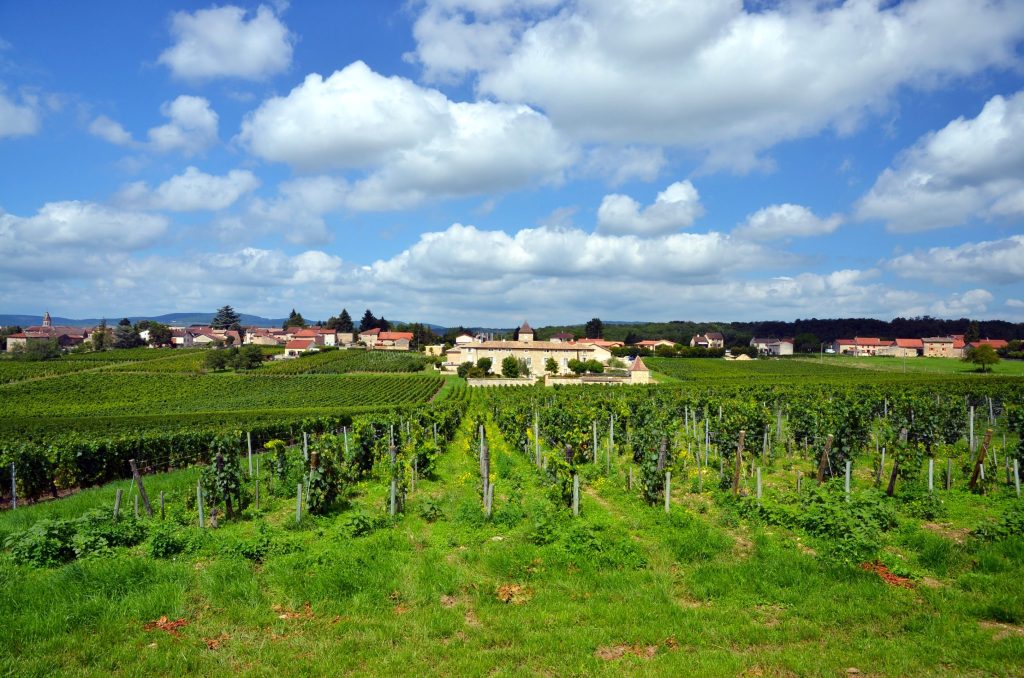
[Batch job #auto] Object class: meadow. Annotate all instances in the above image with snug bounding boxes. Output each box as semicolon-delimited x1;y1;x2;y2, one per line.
0;355;1022;675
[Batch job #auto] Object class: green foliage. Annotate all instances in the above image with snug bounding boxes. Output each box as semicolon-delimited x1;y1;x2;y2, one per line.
974;504;1024;542
5;509;147;567
476;357;492;375
544;357;558;374
5;519;76;566
211;305;241;330
148;522;186;558
501;355;520;378
417;499;444;522
962;344;999;372
739;484;898;565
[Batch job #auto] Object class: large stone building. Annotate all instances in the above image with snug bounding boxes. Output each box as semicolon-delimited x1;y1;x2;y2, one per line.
444;321;611;377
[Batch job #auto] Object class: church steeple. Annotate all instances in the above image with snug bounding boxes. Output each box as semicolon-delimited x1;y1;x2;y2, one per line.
42;310;52;327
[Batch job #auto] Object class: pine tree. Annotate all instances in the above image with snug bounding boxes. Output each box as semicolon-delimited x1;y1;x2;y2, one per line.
360;309;377;332
585;317;604;339
283;308;306;330
211;305;241;329
378;317;391;332
338;308;354;333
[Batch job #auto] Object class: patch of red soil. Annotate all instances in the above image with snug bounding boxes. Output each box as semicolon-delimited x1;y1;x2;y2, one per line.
859;561;914;588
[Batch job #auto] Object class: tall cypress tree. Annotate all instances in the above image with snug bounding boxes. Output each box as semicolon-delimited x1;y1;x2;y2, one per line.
283;308;306;330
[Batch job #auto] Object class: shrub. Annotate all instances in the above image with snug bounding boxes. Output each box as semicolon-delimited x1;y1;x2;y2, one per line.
5;519;76;567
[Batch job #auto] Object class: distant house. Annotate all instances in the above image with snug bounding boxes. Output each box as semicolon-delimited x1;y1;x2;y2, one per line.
922;336;956;358
358;327;381;347
445;320;614;377
5;312;89;353
831;338;856;354
970;338;1008;350
690;332;724;349
577;339;624;349
375;331;414;351
885;338;923;358
284;338;317;358
454;333;476;346
550;332;575;343
636;339;675;350
750;337;793;355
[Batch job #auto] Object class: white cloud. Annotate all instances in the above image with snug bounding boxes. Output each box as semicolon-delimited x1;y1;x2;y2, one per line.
596;181;703;236
858;91;1024;231
202;247;343;286
580;146;665;186
931;289;993;317
239;61;575;207
410;0;1024;169
117;167;260;212
733;204;842;241
1007;299;1024;309
147;95;219;156
886;235;1024;285
88;115;134;146
0;202;168;280
0;89;39;138
159;4;293;81
368;221;771;286
230;175;350;245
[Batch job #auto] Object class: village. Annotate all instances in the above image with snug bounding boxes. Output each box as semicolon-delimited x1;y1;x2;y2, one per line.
3;312;1018;385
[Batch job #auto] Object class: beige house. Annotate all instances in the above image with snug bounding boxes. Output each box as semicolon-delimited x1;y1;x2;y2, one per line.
923;337;956;358
690;333;725;349
284;338;317;357
636;339;675;350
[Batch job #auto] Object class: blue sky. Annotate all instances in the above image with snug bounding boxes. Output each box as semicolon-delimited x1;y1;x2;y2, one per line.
1;0;1023;326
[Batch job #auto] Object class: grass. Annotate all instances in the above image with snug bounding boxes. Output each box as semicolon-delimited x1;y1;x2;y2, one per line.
797;354;1024;376
1;406;1022;676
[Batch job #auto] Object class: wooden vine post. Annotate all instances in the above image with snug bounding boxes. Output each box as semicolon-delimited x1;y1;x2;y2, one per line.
886;428;907;497
968;428;994;491
128;459;153;517
732;430;745;496
816;435;834;484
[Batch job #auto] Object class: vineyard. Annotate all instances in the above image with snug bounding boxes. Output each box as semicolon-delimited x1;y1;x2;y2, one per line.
0;359;1022;674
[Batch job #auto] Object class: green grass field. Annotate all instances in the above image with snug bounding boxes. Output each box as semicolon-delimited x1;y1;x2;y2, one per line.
799;354;1024;376
1;401;1022;676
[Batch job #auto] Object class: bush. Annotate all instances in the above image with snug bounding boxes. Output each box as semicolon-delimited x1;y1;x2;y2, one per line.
149;522;186;558
5;519;76;567
975;504;1024;542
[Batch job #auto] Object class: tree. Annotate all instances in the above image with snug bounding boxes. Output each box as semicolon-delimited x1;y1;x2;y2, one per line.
567;359;586;375
231;345;264;370
501;355;520;378
584;317;604;339
794;332;820;354
112;318;142;349
204;350;228;371
624;331;640;346
337;309;354;333
378;316;391;332
146;323;172;347
962;344;999;373
91;319;108;351
583;359;604;374
476;357;492;375
965;320;981;343
283;309;306;330
211;305;241;329
545;357;558;374
360;309;377;332
457;361;474;378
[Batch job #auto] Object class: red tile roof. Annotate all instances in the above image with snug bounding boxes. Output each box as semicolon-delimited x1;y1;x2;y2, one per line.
895;338;923;348
630;356;649;372
360;327;381;336
379;331;413;342
285;339;314;350
970;339;1008;349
